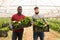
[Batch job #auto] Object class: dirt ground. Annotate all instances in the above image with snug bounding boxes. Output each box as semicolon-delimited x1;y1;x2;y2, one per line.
0;26;60;40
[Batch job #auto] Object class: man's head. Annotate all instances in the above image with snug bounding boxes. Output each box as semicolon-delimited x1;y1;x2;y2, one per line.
34;7;39;14
17;6;22;15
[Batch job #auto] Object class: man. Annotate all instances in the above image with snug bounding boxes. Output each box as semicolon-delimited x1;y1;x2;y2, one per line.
11;6;25;40
32;7;48;40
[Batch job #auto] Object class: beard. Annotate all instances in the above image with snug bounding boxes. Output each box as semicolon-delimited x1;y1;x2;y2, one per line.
35;12;39;14
17;12;22;16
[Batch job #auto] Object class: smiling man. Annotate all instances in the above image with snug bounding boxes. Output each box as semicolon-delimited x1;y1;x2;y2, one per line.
32;7;48;40
11;6;25;40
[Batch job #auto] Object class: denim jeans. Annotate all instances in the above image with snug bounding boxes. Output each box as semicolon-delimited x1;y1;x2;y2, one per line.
12;31;23;40
33;32;44;40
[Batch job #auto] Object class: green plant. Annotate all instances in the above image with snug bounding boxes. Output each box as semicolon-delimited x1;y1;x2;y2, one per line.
34;18;46;32
12;17;32;30
34;18;45;27
46;18;60;33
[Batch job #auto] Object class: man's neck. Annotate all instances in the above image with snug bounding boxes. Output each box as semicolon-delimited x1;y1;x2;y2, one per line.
17;13;21;16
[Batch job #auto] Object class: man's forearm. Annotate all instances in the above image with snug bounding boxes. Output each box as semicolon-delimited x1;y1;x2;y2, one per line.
43;18;48;24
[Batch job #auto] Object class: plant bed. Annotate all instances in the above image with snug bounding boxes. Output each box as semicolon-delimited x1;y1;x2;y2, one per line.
46;18;60;33
0;27;9;37
12;17;32;30
0;30;8;37
2;23;9;28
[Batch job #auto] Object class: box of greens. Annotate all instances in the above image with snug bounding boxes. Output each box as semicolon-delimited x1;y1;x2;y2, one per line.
12;17;32;30
34;18;46;32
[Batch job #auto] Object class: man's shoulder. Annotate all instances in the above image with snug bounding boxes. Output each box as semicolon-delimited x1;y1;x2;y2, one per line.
32;14;36;17
38;14;44;17
21;14;25;17
12;14;17;17
21;14;25;16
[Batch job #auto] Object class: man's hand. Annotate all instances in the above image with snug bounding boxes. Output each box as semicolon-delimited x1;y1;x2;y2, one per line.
45;23;49;27
32;21;34;25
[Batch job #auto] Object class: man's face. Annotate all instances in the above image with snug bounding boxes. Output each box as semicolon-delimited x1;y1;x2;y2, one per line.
17;7;22;14
34;9;39;14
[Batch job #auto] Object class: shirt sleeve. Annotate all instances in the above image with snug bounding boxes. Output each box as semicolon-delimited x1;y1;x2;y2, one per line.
11;15;14;21
21;14;25;19
32;16;35;22
43;17;48;24
23;15;26;19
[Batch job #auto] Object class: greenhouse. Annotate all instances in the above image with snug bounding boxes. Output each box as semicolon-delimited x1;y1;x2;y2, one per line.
0;0;60;40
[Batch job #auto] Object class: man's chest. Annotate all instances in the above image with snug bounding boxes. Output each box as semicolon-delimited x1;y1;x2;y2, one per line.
14;15;24;21
33;15;42;19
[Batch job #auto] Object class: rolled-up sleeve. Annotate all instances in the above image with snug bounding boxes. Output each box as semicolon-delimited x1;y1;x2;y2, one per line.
43;17;48;24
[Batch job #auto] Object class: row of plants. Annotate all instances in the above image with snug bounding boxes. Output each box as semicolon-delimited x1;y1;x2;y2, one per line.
46;18;60;33
0;17;10;37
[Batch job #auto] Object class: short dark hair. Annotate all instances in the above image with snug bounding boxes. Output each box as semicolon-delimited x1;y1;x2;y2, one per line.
18;6;22;9
34;7;39;10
